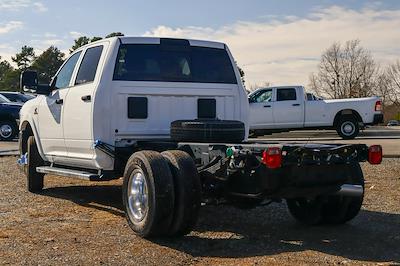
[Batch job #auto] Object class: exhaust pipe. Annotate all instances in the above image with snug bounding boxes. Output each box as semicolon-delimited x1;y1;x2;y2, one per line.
335;184;364;197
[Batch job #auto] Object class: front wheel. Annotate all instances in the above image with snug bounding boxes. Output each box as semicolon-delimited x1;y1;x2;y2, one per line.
286;163;364;225
26;136;45;193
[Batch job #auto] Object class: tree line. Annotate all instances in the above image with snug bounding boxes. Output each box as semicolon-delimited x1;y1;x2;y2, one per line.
309;40;400;121
0;32;124;90
309;40;400;108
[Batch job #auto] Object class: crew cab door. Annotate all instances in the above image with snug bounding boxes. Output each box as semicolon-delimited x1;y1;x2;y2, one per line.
248;88;275;129
62;45;105;167
273;87;304;128
37;51;81;158
304;94;328;126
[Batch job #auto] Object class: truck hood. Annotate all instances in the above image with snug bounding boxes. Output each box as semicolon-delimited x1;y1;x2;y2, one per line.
0;102;23;108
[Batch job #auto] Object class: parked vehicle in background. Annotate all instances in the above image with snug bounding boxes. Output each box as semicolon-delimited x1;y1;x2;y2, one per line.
0;94;22;140
0;91;35;103
249;86;383;139
387;120;399;126
18;37;382;238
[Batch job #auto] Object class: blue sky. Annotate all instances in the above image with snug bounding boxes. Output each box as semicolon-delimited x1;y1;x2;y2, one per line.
1;0;400;86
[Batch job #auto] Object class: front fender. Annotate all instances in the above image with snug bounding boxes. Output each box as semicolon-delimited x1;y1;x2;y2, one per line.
19;98;46;161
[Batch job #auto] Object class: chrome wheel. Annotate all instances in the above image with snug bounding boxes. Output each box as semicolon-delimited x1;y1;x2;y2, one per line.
341;121;355;136
127;171;149;222
0;124;13;139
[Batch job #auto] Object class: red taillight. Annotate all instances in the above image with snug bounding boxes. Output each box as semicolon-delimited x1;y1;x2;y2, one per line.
262;147;282;169
368;145;382;164
375;100;382;111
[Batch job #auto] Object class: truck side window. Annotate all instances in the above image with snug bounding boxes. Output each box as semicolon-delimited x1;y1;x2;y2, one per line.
277;88;296;101
250;89;272;103
55;51;81;89
75;46;103;85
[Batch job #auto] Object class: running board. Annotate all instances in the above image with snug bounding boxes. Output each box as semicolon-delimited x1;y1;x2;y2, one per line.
36;166;101;181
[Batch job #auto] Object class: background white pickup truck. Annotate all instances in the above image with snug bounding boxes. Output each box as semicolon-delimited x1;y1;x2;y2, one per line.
249;86;383;139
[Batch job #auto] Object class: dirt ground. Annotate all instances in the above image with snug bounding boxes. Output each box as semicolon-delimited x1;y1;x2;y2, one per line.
0;156;399;265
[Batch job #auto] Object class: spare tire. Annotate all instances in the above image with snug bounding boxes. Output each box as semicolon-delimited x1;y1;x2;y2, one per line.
171;119;245;143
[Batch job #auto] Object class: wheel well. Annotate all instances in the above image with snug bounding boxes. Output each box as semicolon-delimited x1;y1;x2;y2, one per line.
333;109;363;127
20;122;34;155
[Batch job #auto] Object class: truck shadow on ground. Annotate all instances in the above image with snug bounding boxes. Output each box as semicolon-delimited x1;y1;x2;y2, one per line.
42;184;399;263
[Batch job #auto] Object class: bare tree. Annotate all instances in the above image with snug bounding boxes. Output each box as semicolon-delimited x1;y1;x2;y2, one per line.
384;60;400;106
309;40;378;99
247;82;271;93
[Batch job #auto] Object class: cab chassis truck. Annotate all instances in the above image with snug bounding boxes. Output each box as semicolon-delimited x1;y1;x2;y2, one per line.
18;37;383;238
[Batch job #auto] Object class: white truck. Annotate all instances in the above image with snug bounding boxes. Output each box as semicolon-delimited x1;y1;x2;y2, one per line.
18;37;382;238
249;86;383;139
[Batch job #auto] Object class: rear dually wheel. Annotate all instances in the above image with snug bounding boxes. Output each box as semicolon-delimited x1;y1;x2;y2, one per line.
122;151;175;238
336;115;359;139
286;163;364;225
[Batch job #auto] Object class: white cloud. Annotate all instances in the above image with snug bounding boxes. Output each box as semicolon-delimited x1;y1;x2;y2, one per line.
33;2;47;12
0;0;47;11
29;38;65;53
144;6;400;88
0;21;23;34
0;0;30;10
69;31;84;39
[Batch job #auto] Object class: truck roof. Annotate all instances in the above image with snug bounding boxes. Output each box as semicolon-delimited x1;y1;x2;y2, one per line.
88;36;226;50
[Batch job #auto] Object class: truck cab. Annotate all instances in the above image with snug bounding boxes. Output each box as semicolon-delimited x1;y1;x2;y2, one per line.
20;37;249;170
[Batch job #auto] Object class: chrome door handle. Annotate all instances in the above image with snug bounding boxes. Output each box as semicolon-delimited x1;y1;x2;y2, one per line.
263;105;271;108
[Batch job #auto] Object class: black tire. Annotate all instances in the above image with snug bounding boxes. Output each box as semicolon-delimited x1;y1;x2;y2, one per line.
26;136;44;193
162;150;201;236
171;119;245;143
286;197;324;225
286;163;364;225
0;120;17;141
336;116;359;139
122;151;174;238
321;163;364;224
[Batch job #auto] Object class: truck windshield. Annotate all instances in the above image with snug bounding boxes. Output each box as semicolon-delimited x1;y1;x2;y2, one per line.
113;44;237;84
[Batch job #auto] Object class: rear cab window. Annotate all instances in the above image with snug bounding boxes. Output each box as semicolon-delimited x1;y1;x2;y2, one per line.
113;41;237;84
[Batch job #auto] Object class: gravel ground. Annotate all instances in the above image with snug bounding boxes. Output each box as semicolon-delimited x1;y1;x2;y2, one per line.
0;156;399;265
